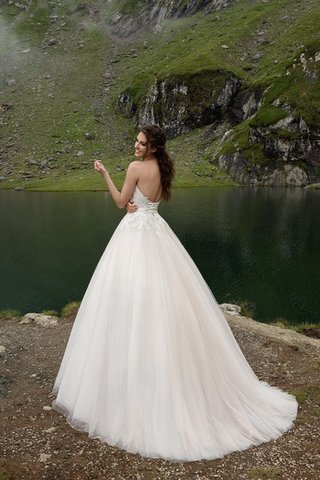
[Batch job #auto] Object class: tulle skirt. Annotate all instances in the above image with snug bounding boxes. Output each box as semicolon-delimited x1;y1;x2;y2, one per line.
52;211;297;461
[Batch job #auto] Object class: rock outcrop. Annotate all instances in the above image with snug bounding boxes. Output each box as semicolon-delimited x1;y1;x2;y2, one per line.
216;47;320;186
20;312;58;327
220;304;320;355
118;71;262;138
109;0;236;37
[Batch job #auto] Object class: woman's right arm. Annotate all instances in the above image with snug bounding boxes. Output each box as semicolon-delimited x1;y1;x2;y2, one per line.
94;160;139;209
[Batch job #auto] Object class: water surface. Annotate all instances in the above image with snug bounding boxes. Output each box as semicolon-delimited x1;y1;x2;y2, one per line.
1;187;319;325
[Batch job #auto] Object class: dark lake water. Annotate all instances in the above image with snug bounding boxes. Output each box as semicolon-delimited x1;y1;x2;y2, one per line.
1;187;319;325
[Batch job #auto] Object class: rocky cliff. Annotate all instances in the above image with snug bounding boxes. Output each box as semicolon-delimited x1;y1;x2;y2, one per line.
115;1;320;187
218;47;320;186
118;71;263;138
108;0;236;37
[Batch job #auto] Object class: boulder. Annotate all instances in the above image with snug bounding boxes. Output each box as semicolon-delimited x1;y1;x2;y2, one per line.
20;313;58;327
220;303;242;315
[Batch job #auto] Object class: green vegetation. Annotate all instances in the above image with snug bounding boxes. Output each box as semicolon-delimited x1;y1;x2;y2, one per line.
111;0;320;165
248;467;281;479
15;2;51;43
234;299;256;318
0;0;319;190
271;319;319;335
310;406;320;417
0;472;14;480
0;309;21;319
288;389;310;405
41;309;58;316
119;0;147;15
112;0;320;100
249;106;287;128
60;301;81;316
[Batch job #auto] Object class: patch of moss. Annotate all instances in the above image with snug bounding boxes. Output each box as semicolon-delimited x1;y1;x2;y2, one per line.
248;467;281;479
119;0;147;15
249;106;287;127
244;143;265;165
289;389;310;405
219;124;266;165
219;124;250;156
266;129;301;140
310;406;320;417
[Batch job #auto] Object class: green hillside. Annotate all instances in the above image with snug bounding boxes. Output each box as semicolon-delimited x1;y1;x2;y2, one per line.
0;0;319;190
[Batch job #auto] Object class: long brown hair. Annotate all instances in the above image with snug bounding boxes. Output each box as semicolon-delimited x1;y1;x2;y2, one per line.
140;124;175;201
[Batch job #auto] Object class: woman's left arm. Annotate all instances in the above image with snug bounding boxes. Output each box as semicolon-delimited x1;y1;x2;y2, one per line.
94;160;139;208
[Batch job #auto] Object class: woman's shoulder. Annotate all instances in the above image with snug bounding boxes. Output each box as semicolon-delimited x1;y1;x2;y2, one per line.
129;159;158;171
128;160;142;170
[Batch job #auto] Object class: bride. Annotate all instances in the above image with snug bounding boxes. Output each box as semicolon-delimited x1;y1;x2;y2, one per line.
52;124;297;462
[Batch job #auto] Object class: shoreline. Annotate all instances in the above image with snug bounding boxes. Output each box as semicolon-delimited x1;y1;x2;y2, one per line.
1;304;319;341
1;181;320;193
0;180;237;192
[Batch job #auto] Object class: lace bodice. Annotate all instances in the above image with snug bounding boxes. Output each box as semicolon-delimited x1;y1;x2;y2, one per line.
131;185;161;213
118;185;166;235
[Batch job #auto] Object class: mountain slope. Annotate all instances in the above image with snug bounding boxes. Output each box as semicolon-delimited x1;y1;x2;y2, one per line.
0;0;319;190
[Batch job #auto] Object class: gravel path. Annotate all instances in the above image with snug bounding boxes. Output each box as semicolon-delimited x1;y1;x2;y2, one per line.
0;312;319;480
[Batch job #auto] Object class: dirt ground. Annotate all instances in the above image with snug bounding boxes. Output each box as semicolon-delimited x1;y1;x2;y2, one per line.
0;313;319;480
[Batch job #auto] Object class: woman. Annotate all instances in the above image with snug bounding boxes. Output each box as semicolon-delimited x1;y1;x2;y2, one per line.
52;124;297;462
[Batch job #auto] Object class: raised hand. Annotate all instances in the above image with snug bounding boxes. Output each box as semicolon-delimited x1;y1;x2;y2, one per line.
94;160;108;175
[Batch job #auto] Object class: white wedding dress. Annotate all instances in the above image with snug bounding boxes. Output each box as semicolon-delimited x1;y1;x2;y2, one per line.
52;185;298;462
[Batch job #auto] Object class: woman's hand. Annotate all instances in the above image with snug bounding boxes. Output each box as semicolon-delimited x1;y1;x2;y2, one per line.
127;200;138;213
94;160;108;176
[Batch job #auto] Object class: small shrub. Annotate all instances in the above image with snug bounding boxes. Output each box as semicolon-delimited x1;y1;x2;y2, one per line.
60;301;80;317
232;299;255;318
270;317;290;329
41;309;58;317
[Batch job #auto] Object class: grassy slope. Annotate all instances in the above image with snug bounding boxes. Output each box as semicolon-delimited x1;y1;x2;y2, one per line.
112;0;319;99
0;0;319;190
110;0;319;170
0;1;136;190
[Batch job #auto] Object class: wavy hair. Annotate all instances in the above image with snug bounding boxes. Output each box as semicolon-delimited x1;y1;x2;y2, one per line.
140;124;175;201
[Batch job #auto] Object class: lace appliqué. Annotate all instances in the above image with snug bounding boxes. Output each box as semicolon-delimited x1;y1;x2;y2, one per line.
118;211;167;237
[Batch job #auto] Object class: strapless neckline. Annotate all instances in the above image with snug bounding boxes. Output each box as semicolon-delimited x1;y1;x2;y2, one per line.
135;185;161;204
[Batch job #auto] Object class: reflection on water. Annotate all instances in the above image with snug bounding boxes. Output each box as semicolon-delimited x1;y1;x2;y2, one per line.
0;187;319;324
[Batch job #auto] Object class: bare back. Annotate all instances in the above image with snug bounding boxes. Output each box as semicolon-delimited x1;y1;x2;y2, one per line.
136;159;162;202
